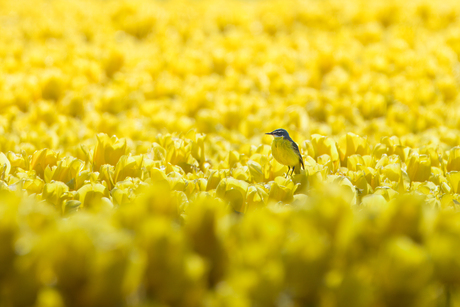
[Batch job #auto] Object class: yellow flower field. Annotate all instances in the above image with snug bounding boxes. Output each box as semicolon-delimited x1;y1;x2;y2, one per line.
1;0;460;306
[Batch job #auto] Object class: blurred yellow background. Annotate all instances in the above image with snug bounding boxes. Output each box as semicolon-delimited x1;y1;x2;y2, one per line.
1;0;460;306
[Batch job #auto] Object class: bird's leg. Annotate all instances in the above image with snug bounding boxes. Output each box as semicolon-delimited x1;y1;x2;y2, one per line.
286;166;290;178
291;166;295;177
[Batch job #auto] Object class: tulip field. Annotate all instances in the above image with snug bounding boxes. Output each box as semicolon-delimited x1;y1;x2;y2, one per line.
2;0;460;306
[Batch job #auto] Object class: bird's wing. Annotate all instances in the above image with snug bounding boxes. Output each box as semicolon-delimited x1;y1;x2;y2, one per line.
290;140;305;169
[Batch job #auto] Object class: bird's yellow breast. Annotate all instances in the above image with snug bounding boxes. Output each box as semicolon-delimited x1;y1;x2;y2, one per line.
271;137;300;167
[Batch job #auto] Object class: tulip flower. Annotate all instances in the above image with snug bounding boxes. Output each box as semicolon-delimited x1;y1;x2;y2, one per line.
446;147;460;172
30;149;60;179
338;133;370;165
93;134;128;171
406;153;431;182
76;183;110;209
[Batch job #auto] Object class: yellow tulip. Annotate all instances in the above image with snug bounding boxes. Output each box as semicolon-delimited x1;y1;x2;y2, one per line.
268;177;298;203
247;160;265;183
375;238;432;305
62;200;81;215
110;187;131;207
190;132;207;170
338;133;369;165
373;143;388;160
103;49;124;78
113;154;143;183
406;153;431;182
380;136;410;161
374;186;398;201
168;174;187;192
428;211;460;285
327;175;357;206
6;151;28;173
349;170;372;195
184;197;228;288
303;140;316;158
361;194;387;210
0;193;19;285
206;170;228;191
357;165;380;189
42;181;69;207
149;143;167;161
310;134;340;168
382;163;402;183
228;150;240;169
216;178;249;213
41;70;66;101
8;171;44;195
317;154;334;172
0;152;11;181
164;162;185;175
268;157;288;180
346;154;364;172
98;165;115;191
74;170;99;191
35;287;65;307
30;149;60;179
47;157;85;186
139;217;208;306
446;171;460;194
446;147;460;172
150;168;168;182
232;166;250;181
76;183;110;208
93;133;127;171
246;185;269;211
421;147;440;168
161;137;199;172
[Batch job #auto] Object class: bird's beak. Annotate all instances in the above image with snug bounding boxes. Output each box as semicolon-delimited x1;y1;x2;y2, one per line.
265;132;274;135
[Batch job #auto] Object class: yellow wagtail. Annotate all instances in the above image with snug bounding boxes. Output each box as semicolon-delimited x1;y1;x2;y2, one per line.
266;129;305;177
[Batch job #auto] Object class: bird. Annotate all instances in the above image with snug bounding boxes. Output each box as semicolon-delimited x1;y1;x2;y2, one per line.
265;128;305;177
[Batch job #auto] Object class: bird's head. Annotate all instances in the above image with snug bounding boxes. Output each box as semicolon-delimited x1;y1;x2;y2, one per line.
265;129;290;139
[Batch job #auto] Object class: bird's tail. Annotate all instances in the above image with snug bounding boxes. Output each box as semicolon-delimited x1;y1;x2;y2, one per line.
294;160;304;174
